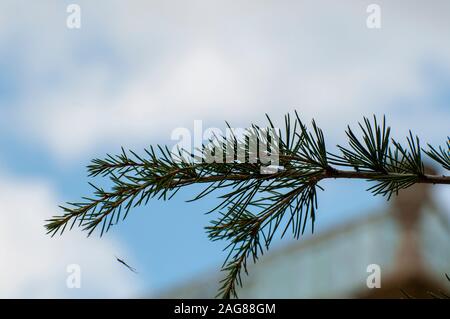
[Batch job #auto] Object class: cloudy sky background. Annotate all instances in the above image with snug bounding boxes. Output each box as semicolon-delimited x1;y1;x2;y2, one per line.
0;0;449;297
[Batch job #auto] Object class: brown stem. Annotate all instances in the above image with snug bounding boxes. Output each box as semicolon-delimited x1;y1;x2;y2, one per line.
172;169;450;186
323;170;450;185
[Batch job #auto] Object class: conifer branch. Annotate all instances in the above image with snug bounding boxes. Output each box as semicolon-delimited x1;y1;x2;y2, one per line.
46;113;450;298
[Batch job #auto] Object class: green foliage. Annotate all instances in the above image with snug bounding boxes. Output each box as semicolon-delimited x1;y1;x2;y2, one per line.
425;138;450;171
46;113;450;298
333;115;391;173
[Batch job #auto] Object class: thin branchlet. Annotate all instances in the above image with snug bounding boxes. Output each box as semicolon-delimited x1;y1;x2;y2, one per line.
46;114;450;298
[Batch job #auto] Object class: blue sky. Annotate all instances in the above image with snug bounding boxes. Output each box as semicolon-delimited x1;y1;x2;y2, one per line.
0;0;449;297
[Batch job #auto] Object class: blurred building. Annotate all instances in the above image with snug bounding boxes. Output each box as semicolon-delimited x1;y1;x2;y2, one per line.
161;181;450;298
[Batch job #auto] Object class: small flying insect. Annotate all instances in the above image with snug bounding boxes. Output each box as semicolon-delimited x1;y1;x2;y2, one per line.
115;256;138;274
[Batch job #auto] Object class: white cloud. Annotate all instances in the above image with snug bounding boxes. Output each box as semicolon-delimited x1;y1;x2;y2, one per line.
15;48;255;159
0;173;143;298
2;0;450;160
